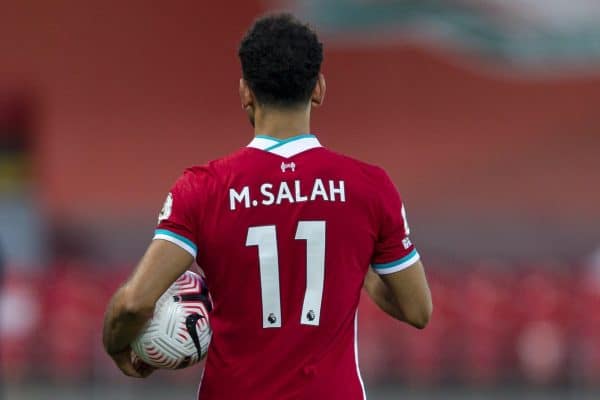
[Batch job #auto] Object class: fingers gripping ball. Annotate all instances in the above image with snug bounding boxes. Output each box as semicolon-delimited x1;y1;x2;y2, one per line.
132;271;213;369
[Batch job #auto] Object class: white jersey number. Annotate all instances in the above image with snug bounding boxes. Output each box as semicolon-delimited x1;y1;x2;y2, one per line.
246;221;326;328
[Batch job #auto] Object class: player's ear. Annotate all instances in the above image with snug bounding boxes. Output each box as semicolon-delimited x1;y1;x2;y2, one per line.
239;78;254;110
311;73;326;108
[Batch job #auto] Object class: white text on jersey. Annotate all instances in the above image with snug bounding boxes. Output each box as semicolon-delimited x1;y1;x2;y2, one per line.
229;179;346;211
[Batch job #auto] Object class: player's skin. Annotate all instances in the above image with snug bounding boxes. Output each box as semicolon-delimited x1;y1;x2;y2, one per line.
102;73;432;377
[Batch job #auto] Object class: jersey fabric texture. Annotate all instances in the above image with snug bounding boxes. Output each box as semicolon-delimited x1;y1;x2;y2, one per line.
155;134;419;400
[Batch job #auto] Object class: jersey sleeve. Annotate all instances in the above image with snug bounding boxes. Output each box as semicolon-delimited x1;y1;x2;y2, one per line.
153;170;202;258
371;170;420;275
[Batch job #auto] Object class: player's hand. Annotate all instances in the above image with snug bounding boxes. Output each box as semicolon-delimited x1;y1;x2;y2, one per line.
110;347;155;378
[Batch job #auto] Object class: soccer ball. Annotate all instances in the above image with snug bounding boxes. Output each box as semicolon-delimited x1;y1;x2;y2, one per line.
131;271;212;369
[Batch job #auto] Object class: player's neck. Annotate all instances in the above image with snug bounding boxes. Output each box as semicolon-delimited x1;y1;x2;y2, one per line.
254;106;311;140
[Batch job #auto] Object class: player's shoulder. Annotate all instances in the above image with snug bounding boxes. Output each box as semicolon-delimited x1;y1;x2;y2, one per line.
176;148;249;185
322;148;393;184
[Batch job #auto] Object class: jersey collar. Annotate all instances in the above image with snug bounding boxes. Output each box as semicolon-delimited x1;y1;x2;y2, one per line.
247;134;322;158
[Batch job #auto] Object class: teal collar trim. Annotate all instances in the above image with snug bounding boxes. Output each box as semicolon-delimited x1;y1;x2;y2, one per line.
255;133;315;142
247;134;322;158
263;134;316;151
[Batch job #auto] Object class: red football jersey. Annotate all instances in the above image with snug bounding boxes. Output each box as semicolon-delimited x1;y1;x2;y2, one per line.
154;134;419;400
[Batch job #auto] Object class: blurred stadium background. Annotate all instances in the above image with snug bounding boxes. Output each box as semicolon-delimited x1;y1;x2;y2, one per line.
2;1;600;399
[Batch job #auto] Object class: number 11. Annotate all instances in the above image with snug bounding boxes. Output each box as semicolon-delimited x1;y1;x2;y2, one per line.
246;221;326;328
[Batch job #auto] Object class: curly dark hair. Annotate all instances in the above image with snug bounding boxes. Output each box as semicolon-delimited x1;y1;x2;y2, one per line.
238;13;323;108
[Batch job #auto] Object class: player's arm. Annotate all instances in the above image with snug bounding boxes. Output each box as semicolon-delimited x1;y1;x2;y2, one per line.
363;261;432;329
103;169;203;377
366;169;432;329
102;239;194;377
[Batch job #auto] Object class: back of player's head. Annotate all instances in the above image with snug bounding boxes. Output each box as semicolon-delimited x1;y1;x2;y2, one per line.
238;13;323;109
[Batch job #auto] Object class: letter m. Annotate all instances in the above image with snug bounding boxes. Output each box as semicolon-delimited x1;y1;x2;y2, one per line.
229;187;250;210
